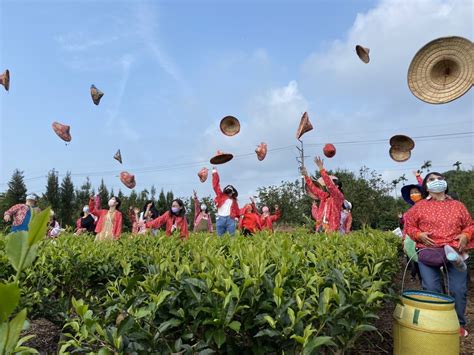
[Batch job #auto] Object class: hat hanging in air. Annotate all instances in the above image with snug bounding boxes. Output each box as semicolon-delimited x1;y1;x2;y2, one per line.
389;135;415;162
52;122;72;142
0;69;10;91
90;85;104;105
198;167;209;183
355;45;370;63
114;149;122;164
220;116;240;136
210;150;233;165
120;171;136;189
255;142;267;161
323;143;336;158
407;36;473;104
296;112;313;140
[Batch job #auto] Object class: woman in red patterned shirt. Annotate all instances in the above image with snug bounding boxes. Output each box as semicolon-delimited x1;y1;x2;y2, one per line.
404;172;473;337
301;156;345;233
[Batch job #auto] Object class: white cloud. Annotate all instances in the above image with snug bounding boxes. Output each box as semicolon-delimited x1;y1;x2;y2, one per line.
55;32;119;52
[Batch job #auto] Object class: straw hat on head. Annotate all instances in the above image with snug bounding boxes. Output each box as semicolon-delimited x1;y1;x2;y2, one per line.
407;36;474;104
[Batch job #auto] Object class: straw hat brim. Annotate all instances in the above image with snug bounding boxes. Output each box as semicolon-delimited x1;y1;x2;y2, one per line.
3;69;10;91
389;135;415;151
407;36;473;104
317;175;338;187
389;147;411;162
210;153;233;165
220;116;240;136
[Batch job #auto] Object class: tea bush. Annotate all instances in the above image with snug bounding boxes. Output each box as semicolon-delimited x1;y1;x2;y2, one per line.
0;230;401;354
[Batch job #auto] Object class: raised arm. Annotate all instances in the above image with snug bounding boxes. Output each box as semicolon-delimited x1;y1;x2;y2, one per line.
413;170;423;185
271;207;281;222
146;211;169;230
212;169;223;197
193;191;201;218
89;196;105;216
315;157;344;204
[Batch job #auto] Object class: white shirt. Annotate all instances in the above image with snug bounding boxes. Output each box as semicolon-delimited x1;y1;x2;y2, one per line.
218;198;233;217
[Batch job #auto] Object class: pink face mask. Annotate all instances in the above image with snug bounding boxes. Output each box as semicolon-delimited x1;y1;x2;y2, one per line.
262;206;269;214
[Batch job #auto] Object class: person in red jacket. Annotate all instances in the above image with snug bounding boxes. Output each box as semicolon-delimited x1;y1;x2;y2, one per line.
301;156;345;233
89;195;123;241
145;199;189;239
249;197;281;232
212;168;240;236
239;203;262;236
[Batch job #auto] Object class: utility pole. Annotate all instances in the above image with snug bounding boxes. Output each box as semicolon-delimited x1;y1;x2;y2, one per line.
296;139;310;193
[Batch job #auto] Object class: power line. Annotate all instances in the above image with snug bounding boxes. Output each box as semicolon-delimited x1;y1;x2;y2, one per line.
1;131;472;185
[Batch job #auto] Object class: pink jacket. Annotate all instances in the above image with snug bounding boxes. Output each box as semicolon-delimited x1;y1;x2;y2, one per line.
193;196;213;232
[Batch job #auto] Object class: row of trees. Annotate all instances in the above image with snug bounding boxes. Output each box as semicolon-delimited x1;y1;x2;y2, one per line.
1;165;473;233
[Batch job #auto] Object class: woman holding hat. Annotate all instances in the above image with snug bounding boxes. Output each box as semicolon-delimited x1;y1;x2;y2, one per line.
404;172;474;337
3;194;41;232
212;168;240;236
301;157;345;233
145;199;189;239
89;195;123;241
193;191;213;233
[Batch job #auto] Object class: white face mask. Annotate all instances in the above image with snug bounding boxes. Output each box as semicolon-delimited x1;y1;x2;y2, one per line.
200;204;207;211
427;179;448;193
108;199;116;207
83;206;90;213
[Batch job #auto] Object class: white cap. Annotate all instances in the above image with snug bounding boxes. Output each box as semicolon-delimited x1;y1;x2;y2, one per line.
26;194;38;201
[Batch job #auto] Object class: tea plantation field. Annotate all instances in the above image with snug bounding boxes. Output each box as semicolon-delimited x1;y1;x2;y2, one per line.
0;230;401;354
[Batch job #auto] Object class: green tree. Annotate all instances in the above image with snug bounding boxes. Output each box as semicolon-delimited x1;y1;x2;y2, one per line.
98;179;109;209
75;178;92;211
443;169;474;215
59;172;75;227
166;191;174;207
150;185;157;200
4;170;27;208
453;161;462;171
420;160;432;173
44;169;60;211
157;189;167;214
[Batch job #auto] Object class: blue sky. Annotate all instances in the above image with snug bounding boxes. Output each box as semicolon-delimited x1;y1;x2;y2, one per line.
0;0;472;201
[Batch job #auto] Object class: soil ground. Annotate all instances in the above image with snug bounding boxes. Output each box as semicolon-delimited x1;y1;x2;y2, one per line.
354;256;474;354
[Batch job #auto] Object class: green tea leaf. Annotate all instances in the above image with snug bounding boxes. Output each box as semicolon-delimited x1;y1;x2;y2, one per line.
228;321;241;332
0;282;20;322
354;324;377;333
5;309;27;353
213;329;226;348
6;232;39;273
303;335;336;354
28;207;51;246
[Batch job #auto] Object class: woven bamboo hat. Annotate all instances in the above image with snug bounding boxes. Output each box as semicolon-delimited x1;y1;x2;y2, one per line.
389;135;415;151
210;150;233;165
407;36;473;104
389;147;411;162
220;116;240;136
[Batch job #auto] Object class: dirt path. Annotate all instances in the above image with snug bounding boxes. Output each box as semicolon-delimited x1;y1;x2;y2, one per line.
354;257;474;354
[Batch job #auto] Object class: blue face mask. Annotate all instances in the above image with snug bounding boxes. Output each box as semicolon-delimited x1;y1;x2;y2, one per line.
426;179;447;193
171;207;180;214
